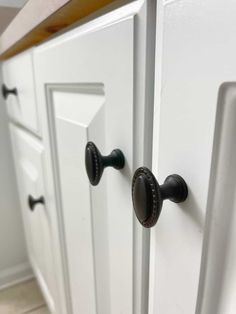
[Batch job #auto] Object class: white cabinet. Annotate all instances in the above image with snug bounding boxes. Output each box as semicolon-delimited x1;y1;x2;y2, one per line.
149;1;236;314
3;1;236;313
9;125;56;313
33;2;155;314
2;50;39;134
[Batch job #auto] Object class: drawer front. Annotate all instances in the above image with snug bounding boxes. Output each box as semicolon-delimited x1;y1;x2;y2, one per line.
9;125;55;313
2;51;39;134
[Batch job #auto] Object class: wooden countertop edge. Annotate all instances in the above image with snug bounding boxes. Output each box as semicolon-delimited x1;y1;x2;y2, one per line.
0;0;117;60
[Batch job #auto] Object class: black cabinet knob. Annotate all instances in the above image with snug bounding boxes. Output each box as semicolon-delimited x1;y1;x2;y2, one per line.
2;84;17;100
132;167;188;228
28;195;45;211
85;142;125;186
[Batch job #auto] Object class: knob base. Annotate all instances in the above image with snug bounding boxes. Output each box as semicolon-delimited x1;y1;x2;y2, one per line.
104;149;125;169
161;174;188;203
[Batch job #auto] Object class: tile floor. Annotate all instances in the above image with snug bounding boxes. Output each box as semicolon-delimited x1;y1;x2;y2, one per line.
0;279;50;314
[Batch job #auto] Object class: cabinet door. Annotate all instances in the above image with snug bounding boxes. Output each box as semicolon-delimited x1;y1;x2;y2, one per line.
150;1;236;313
34;2;155;314
9;125;56;313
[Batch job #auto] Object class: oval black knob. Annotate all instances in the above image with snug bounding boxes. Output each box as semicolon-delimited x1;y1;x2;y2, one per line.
1;84;18;99
85;142;125;186
132;167;188;228
28;195;45;211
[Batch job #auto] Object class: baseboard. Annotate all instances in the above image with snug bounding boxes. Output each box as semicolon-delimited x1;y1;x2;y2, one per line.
0;262;34;290
30;258;56;314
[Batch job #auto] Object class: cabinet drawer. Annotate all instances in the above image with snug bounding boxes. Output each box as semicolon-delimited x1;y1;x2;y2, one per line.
2;51;39;134
9;125;55;313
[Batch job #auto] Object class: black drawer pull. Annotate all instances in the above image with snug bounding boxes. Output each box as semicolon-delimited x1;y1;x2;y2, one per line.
85;141;125;186
132;167;188;228
2;84;18;99
28;195;45;211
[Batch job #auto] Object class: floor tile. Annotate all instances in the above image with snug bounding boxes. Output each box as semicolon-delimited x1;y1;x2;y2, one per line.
27;305;50;314
0;279;46;314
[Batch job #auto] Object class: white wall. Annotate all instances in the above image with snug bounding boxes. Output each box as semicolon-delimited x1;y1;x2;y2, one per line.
0;0;27;8
0;65;32;288
0;6;19;34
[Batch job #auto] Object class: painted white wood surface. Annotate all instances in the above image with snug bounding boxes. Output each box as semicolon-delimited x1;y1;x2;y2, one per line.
9;125;56;313
0;0;27;8
52;88;108;314
150;0;236;313
2;50;39;134
0;64;32;289
196;84;236;314
33;1;156;313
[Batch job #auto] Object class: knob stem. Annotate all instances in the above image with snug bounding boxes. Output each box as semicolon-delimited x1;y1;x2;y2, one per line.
102;150;125;169
161;174;188;203
28;195;45;211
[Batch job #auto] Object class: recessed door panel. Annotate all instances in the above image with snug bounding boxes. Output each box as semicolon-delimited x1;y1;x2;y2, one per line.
196;83;236;314
49;86;106;313
46;75;134;314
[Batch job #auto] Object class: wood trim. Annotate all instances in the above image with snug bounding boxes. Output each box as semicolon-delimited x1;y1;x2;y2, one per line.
0;0;117;60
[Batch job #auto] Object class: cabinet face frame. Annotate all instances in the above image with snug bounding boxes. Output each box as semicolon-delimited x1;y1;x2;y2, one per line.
33;1;156;313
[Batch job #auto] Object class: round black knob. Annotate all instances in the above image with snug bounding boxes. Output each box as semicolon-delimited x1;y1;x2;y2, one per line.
2;84;18;99
28;195;45;211
85;142;125;186
132;167;188;228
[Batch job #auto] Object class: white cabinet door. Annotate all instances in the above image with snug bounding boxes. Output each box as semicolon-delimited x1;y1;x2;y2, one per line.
34;2;155;314
150;0;236;313
9;125;56;313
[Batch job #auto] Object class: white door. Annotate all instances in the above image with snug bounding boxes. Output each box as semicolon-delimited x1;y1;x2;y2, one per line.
34;2;155;314
149;0;236;313
9;125;56;313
